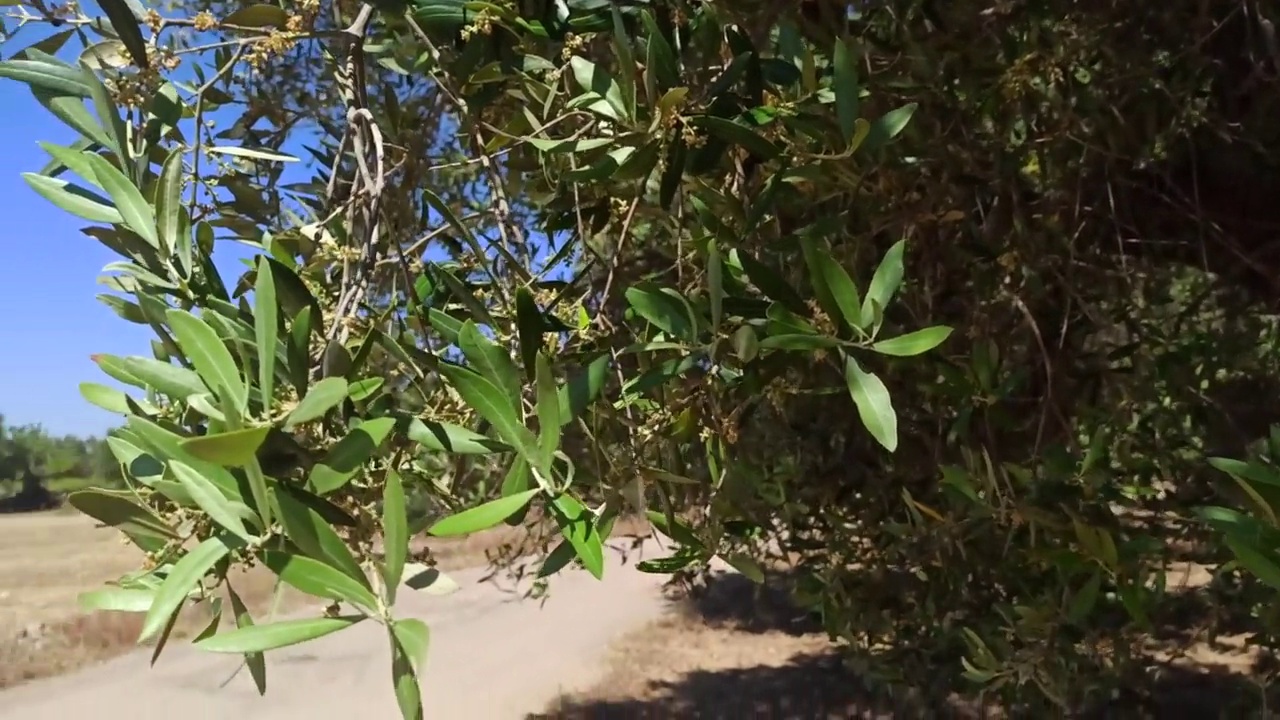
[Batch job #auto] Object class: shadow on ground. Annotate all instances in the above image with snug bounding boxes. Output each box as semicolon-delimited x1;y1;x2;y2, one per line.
533;661;1272;719
671;571;825;637
534;650;1018;719
532;569;1280;719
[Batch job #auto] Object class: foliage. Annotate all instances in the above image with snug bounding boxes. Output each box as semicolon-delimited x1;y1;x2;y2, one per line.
0;1;947;715
2;0;1280;715
1201;429;1280;637
0;414;120;496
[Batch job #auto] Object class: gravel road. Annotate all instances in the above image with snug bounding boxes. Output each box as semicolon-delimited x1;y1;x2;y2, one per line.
0;539;675;720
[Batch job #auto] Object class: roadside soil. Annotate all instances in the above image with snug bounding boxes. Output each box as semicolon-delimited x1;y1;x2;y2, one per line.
536;562;1279;719
6;511;1274;718
0;510;652;690
0;534;675;720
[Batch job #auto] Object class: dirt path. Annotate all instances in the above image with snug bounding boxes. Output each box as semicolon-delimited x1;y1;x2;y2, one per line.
0;539;675;720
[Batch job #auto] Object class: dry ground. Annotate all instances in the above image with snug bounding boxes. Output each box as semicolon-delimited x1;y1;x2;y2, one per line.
534;572;870;719
0;508;653;691
7;507;1276;717
0;511;306;689
535;564;1280;719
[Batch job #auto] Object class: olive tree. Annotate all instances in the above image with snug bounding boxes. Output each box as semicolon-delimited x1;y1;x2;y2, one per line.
0;1;943;716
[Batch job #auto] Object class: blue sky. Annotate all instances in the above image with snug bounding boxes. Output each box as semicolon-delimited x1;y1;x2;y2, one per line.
0;5;331;439
0;13;571;439
0;85;157;438
0;19;265;438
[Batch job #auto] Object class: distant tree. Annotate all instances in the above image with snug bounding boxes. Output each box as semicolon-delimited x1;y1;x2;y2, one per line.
89;435;123;485
0;414;123;498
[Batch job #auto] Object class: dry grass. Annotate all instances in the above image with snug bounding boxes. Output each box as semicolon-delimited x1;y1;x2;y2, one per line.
0;512;145;628
0;510;653;691
0;512;301;689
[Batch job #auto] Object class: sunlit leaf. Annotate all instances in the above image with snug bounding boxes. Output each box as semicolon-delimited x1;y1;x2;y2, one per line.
870;326;952;357
114;356;206;399
428;489;541;537
38;141;104;185
406;418;511;454
78;381;132;414
844;356;897;452
569;56;627;120
457;321;521;406
261;551;379;611
863;240;906;326
208;146;299;163
84;151;158;249
1208;456;1280;488
861;103;917;154
390;627;424;720
391;617;430;673
731;326;759;362
814;250;862;333
1226;536;1280;591
196;616;364;653
440;364;538;463
348;377;385;402
382;469;408;598
170;461;253;541
78;587;155;614
22;172;121;224
154;147;184;256
275;486;369;586
166;309;248;414
0;58;91;96
254;256;279;411
550;493;604;580
286;377;348;429
139;535;234;643
179;426;271;467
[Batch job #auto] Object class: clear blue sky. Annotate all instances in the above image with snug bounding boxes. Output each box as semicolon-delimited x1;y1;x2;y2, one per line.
0;85;158;438
0;8;318;439
0;30;265;437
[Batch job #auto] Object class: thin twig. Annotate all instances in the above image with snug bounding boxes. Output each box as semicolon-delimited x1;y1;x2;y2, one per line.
403;14;529;298
597;197;642;330
190;44;247;219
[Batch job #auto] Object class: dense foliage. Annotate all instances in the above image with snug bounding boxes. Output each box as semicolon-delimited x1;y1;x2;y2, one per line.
2;0;1280;715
